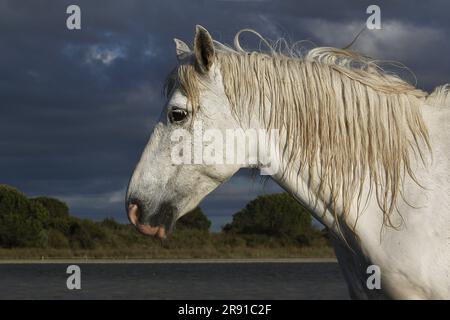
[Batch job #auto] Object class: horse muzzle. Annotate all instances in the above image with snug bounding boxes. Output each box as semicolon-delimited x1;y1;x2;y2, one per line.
127;203;170;240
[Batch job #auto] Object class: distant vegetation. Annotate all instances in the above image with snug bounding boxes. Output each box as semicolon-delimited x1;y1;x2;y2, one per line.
0;185;333;259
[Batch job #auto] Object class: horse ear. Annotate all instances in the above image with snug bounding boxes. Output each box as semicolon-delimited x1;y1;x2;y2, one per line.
194;25;215;73
174;38;191;61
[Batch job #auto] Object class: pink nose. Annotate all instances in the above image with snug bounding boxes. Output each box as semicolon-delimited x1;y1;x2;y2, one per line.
127;203;166;239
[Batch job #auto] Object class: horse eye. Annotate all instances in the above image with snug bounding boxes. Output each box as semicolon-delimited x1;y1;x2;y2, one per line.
168;108;188;123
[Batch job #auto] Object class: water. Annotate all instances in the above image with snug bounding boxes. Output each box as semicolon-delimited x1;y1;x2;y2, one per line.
0;262;349;299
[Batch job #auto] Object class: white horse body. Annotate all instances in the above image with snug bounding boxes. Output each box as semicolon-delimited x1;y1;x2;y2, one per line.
353;104;450;299
273;102;450;299
126;26;450;299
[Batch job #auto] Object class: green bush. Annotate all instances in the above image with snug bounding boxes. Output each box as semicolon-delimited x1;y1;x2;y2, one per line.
47;229;70;248
31;197;69;219
0;185;49;248
100;217;122;231
176;207;211;231
224;193;313;240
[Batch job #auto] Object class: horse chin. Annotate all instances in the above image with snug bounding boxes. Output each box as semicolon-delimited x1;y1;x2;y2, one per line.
144;215;177;240
135;219;177;240
136;223;166;239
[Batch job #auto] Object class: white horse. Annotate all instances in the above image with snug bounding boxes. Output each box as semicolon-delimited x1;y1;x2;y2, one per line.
126;26;450;299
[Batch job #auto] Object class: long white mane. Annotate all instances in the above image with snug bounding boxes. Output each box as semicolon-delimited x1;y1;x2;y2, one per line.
166;30;449;227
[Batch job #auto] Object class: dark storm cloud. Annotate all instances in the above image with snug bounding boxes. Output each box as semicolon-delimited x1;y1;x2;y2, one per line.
0;0;449;230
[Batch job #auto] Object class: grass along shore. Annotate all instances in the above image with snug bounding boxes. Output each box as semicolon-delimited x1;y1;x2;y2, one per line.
0;245;335;260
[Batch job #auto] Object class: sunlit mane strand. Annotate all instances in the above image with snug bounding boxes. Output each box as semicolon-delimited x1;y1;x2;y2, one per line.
165;30;445;228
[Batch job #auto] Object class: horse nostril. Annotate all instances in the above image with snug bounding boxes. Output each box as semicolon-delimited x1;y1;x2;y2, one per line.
127;203;140;226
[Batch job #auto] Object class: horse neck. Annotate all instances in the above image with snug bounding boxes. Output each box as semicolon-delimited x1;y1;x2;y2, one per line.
268;148;386;248
265;142;343;237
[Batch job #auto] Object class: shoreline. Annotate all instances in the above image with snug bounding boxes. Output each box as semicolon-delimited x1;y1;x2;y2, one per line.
0;257;337;264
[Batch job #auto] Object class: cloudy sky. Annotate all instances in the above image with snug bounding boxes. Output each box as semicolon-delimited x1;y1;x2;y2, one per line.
0;0;448;231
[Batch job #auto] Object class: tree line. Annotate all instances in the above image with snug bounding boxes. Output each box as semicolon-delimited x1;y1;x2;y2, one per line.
0;184;329;250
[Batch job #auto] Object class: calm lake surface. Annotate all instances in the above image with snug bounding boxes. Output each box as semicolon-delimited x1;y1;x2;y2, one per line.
0;262;349;299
